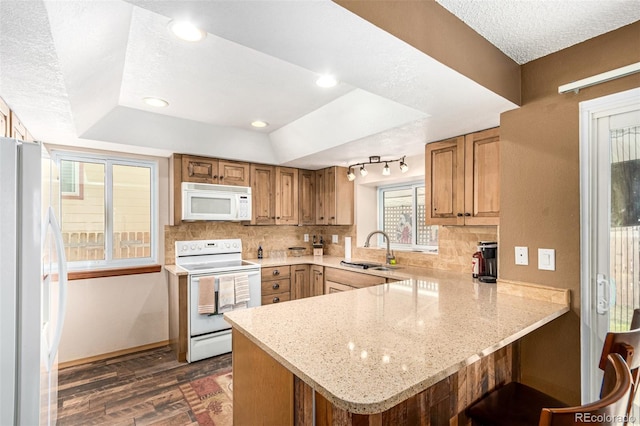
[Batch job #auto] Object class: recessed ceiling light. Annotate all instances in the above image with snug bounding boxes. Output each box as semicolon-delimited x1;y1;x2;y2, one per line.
316;74;338;88
251;120;269;128
143;97;169;108
168;20;206;42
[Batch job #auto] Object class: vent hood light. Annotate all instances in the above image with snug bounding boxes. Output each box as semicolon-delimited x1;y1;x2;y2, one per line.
168;20;206;42
251;120;269;128
143;97;169;108
316;74;338;88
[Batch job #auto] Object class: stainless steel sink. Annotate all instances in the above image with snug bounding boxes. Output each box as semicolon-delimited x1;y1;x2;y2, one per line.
370;266;402;271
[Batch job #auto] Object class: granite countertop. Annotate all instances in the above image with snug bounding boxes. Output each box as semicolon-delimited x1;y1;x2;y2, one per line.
224;269;570;414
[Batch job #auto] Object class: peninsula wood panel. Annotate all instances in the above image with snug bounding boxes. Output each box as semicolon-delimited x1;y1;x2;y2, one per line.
308;343;517;425
167;272;188;362
232;329;294;426
276;166;299;225
251;163;276;225
465;127;500;225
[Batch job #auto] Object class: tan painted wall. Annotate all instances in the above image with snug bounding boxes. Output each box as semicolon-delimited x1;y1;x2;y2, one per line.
500;21;640;404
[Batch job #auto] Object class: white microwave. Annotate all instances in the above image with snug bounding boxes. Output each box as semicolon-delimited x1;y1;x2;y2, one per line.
182;182;252;221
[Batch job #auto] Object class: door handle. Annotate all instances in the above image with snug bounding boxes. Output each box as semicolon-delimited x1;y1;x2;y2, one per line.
596;273;610;315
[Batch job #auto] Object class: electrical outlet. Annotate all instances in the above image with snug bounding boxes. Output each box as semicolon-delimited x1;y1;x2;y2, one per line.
515;246;528;265
332;234;339;244
304;234;309;242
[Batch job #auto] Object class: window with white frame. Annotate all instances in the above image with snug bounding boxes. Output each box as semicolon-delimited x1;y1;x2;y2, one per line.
51;151;158;269
378;182;438;252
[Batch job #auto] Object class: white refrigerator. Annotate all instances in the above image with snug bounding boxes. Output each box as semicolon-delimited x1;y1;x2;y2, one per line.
0;138;68;426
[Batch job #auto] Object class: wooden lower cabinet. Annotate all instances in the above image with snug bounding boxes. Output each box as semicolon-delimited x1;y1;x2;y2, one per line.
291;264;310;300
167;272;188;362
310;265;324;296
232;328;519;425
323;267;386;293
261;265;291;305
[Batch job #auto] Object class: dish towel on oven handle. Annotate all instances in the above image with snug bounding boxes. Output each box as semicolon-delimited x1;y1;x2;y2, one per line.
198;276;217;315
234;274;250;306
217;275;236;314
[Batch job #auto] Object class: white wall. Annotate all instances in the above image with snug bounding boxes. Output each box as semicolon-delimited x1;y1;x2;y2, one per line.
50;145;170;363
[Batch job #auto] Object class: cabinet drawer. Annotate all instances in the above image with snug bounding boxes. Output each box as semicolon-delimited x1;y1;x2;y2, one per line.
261;279;291;296
325;267;386;288
262;266;291;280
261;292;291;305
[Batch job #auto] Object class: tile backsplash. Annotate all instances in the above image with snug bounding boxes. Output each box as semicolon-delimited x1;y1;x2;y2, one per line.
164;223;497;274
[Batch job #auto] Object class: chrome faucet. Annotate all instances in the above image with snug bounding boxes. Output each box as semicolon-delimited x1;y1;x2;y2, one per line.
364;230;396;265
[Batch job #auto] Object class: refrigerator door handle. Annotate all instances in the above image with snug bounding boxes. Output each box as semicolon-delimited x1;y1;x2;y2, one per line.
42;206;68;372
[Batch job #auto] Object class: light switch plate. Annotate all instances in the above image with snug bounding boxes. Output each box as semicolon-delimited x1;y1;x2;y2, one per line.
332;234;339;244
304;234;309;242
515;246;529;265
538;248;556;271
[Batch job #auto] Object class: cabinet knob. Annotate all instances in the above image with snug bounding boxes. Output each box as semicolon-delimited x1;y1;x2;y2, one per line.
320;216;324;220
220;176;224;180
271;216;276;219
213;175;218;179
273;270;280;276
464;213;471;217
331;216;335;219
457;213;463;217
273;297;280;303
276;216;281;219
272;283;280;289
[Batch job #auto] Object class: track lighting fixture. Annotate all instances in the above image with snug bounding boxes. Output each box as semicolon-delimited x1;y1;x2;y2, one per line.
345;155;408;181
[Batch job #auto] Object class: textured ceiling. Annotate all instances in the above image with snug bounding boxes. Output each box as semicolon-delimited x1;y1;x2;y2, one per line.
0;0;637;169
436;0;640;65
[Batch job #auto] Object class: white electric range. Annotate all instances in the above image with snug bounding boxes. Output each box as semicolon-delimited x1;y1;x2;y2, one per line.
175;238;261;362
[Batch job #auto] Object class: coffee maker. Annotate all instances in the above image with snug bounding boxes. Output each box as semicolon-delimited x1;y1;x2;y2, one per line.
478;241;498;283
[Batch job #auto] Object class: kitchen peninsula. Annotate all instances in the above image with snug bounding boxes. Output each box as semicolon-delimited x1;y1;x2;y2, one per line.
224;270;570;425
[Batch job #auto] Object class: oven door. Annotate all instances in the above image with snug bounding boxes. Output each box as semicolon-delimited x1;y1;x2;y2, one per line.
188;269;261;337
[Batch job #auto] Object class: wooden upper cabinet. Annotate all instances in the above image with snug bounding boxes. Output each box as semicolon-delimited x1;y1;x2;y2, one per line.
0;97;9;138
251;164;276;225
425;127;499;226
299;169;315;225
182;155;250;186
218;160;250;186
10;111;29;141
315;166;354;225
275;166;298;225
315;168;327;224
182;155;218;184
465;127;500;225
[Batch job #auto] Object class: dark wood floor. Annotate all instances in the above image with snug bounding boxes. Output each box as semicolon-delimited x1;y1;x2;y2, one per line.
57;346;232;425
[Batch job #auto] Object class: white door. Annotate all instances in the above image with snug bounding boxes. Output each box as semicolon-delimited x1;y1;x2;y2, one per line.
581;88;640;405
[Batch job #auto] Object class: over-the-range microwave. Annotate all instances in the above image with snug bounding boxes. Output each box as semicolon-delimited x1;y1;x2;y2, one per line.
182;182;252;221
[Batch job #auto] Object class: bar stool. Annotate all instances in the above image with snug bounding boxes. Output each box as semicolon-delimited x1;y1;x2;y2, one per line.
539;353;633;426
467;324;640;425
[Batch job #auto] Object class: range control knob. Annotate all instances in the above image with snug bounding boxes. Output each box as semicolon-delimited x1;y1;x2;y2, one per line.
197;244;203;250
190;244;195;250
233;242;238;248
181;245;188;251
225;243;230;248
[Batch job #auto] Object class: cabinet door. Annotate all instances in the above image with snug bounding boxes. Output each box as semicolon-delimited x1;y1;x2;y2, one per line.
251;164;275;225
291;265;310;300
324;281;353;294
311;265;324;297
425;136;465;225
464;128;500;225
182;155;218;184
275;166;298;225
332;166;354;225
10;111;27;141
299;169;316;225
0;97;9;138
315;169;327;224
218;160;250;186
